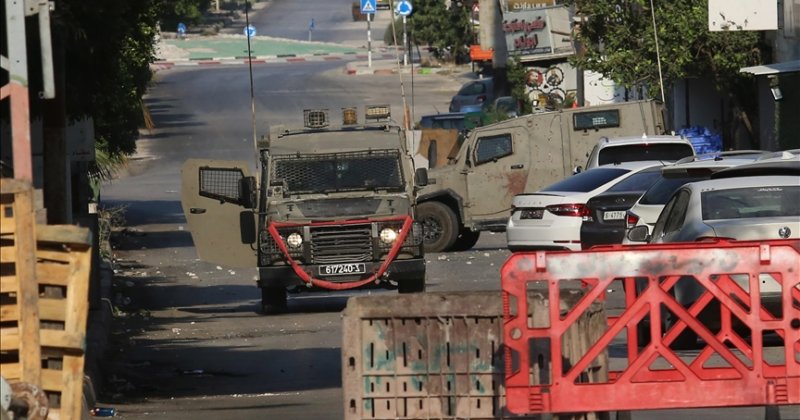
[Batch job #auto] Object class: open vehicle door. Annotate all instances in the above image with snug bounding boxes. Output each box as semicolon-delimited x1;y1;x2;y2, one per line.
181;159;257;267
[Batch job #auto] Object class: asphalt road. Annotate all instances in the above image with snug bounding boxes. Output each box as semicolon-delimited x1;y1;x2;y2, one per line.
97;2;799;419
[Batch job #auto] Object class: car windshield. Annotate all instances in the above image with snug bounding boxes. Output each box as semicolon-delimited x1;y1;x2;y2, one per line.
701;185;800;220
458;81;488;95
598;144;694;166
272;149;404;194
639;173;710;205
605;167;662;193
541;168;629;193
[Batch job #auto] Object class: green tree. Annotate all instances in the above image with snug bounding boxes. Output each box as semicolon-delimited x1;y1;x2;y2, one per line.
506;55;533;115
160;0;213;29
53;0;162;158
565;0;764;144
408;0;472;62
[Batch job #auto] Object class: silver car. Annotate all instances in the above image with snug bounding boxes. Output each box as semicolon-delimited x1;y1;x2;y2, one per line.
623;150;767;245
628;159;800;348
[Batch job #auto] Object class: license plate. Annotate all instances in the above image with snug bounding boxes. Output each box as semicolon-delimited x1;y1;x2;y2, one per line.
520;208;544;219
319;263;366;276
603;211;626;221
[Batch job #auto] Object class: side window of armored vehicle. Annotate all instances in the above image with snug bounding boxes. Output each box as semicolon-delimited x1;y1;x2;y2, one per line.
474;134;513;165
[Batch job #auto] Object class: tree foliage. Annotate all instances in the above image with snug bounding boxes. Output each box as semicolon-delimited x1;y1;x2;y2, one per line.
160;0;213;29
506;55;534;115
52;0;162;157
408;0;472;62
565;0;763;99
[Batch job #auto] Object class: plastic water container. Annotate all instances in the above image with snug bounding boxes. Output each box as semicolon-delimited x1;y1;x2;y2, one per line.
678;126;722;154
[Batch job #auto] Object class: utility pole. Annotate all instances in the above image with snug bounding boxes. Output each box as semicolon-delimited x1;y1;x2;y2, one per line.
479;0;509;93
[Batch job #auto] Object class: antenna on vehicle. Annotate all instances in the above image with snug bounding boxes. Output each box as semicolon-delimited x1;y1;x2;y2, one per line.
649;0;666;103
244;0;260;181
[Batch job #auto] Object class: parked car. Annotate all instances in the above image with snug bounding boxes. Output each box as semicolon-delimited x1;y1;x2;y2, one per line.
581;134;695;172
449;78;494;113
506;161;667;251
622;151;767;245
627;156;800;348
579;165;665;249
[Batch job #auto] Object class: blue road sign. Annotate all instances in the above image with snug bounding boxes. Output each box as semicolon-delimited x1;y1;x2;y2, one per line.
177;22;187;33
309;18;315;30
396;0;413;16
244;24;256;38
361;0;376;14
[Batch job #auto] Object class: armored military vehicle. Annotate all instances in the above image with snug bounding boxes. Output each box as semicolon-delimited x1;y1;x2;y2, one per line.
416;100;671;252
181;106;427;313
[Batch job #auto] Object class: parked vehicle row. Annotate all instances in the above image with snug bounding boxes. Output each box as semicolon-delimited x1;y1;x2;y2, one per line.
506;150;798;253
506;150;799;349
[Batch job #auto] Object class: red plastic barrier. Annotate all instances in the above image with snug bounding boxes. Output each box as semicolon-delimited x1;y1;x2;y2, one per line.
502;239;800;414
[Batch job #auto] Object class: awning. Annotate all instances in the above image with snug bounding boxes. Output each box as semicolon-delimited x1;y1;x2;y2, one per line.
740;60;800;75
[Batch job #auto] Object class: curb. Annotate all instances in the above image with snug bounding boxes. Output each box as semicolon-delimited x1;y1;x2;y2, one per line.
151;52;396;70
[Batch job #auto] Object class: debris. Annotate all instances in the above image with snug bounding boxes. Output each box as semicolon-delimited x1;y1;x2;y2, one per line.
178;226;185;231
437;255;447;261
466;261;472;265
229;270;236;275
483;253;491;257
172;328;181;334
216;266;223;270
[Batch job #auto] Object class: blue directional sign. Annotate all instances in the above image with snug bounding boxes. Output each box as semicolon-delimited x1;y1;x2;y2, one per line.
361;0;376;14
244;24;256;38
177;22;187;34
309;18;315;30
396;0;413;16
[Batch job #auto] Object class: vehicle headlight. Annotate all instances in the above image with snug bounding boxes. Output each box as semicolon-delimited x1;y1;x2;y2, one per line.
286;232;303;249
379;228;398;245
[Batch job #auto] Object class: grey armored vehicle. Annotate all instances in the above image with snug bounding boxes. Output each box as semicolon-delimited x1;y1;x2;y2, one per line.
181;107;427;313
415;100;672;252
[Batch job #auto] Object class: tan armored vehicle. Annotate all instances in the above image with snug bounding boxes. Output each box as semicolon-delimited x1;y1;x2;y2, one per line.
416;100;671;252
181;107;427;313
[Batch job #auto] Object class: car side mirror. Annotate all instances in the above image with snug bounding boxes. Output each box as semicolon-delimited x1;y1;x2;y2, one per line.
627;225;650;242
573;165;583;175
239;176;257;209
415;168;429;187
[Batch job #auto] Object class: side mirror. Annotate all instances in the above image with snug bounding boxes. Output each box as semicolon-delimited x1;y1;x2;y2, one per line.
627;225;650;242
415;168;429;187
239;176;257;209
573;166;583;175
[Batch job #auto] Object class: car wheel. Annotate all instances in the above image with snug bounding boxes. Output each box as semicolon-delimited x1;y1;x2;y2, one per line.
261;287;287;315
451;228;480;251
418;201;459;253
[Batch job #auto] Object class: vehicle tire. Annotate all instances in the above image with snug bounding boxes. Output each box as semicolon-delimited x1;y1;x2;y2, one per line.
398;277;426;294
418;201;459;253
451;228;481;251
261;287;287;314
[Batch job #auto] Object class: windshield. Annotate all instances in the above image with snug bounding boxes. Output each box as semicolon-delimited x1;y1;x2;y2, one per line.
272;149;404;194
542;168;629;193
701;186;800;220
639;172;713;204
605;167;662;193
598;144;694;166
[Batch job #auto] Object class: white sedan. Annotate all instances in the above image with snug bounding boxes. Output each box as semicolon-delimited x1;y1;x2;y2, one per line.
507;161;667;251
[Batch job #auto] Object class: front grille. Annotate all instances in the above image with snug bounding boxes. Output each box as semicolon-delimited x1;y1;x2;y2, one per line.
311;225;373;264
